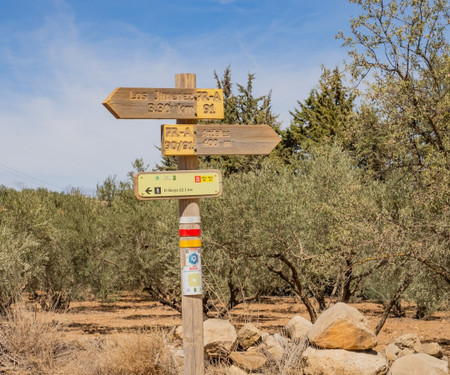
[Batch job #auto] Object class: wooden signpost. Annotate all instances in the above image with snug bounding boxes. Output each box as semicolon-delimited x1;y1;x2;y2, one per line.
103;73;280;375
161;124;281;156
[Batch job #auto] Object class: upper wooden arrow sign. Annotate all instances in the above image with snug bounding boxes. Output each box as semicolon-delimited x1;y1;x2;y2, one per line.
103;88;224;119
161;124;281;156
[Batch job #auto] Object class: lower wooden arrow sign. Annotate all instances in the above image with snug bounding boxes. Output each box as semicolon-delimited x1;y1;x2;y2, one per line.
161;124;281;156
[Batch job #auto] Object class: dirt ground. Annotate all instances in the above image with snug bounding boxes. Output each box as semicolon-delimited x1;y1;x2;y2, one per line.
40;294;449;356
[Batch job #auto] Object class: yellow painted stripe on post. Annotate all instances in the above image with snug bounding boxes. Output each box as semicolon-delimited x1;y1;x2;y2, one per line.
180;239;202;248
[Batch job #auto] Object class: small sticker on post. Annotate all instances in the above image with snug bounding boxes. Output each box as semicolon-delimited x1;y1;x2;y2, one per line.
185;248;201;268
182;267;203;295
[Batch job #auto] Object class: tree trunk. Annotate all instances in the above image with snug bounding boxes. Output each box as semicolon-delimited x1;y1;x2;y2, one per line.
269;253;318;322
375;277;412;335
339;258;353;303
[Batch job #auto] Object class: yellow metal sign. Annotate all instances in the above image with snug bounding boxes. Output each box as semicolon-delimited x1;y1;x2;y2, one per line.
134;170;222;200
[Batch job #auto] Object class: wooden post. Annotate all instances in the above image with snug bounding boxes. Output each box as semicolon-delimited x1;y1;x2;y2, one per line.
176;73;204;375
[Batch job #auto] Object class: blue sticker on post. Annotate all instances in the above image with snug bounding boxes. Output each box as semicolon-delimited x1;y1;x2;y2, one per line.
185;248;201;268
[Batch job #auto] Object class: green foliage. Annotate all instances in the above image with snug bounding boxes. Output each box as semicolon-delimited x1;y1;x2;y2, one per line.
1;140;449;319
338;0;449;178
332;0;450;319
0;200;42;311
283;67;356;158
214;66;280;128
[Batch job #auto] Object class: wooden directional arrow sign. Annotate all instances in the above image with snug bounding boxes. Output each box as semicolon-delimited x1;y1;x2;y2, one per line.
161;124;281;156
103;88;224;120
134;170;222;200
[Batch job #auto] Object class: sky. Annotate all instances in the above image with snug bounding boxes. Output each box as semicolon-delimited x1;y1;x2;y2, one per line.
0;0;359;195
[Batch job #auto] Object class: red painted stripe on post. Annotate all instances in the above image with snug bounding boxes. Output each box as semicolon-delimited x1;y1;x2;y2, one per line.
179;229;201;237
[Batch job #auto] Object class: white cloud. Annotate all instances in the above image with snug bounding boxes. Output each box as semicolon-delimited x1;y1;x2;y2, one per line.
0;7;186;191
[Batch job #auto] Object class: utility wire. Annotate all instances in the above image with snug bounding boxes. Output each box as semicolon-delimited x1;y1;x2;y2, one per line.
0;163;64;191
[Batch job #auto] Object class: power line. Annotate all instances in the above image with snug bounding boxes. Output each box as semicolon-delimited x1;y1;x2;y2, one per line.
0;163;64;191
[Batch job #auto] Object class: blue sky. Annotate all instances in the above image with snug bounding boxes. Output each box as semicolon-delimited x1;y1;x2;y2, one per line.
0;0;358;194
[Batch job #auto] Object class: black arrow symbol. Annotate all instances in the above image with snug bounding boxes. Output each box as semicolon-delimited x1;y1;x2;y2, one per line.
145;187;152;194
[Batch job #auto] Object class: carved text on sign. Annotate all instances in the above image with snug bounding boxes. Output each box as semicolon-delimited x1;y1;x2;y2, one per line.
200;128;232;148
162;125;196;155
103;88;224;119
161;124;281;156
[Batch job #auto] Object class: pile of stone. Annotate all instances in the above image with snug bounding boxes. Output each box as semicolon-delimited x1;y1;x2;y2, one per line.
171;302;448;374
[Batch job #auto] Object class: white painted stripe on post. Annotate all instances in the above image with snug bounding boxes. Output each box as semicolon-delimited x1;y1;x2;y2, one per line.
179;216;201;224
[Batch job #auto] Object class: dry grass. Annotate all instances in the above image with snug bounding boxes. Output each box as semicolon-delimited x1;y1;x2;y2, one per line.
0;305;179;375
274;338;309;375
72;331;179;375
0;304;69;374
0;302;307;375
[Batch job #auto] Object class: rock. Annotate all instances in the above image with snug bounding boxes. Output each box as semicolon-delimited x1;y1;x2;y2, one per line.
203;319;237;359
227;365;248;375
174;325;183;340
389;353;449;375
302;347;389;375
285;315;312;342
383;347;416;364
229;351;267;372
383;343;401;364
399;348;415;357
237;323;261;350
394;333;422;352
264;335;285;361
273;333;289;349
307;302;377;350
421;342;444;359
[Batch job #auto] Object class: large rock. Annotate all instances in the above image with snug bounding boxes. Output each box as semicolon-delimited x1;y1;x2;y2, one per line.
308;302;377;350
302;347;389;375
237;323;262;350
389;353;449;375
421;342;444;359
285;315;312;342
203;319;237;359
229;351;267;372
383;334;443;364
393;333;422;352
